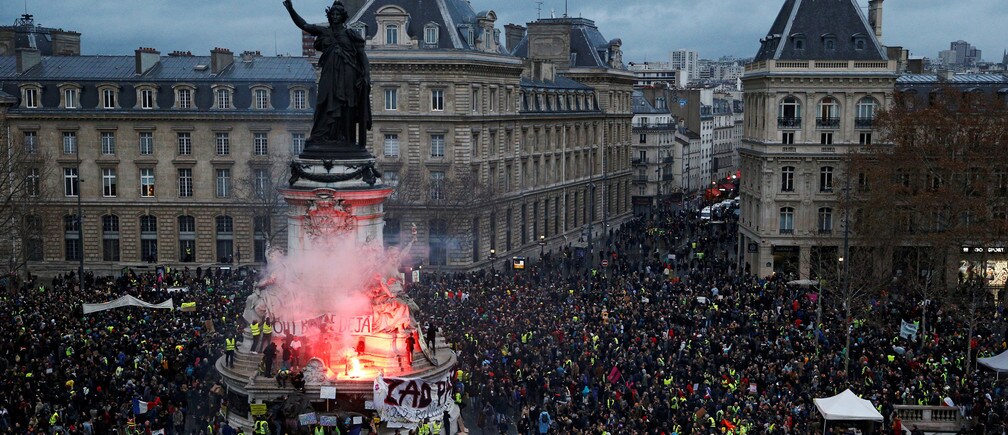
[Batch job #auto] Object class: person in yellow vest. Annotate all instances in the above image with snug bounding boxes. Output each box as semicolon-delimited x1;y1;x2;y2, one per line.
251;321;261;353
418;419;430;435
261;318;273;352
225;334;236;368
313;424;326;435
431;419;443;435
254;419;269;434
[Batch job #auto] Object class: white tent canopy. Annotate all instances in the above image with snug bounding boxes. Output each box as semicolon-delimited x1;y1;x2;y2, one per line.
978;349;1008;373
814;389;883;422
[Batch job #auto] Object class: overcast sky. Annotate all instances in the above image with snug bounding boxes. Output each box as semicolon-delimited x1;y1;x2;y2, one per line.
12;0;1007;63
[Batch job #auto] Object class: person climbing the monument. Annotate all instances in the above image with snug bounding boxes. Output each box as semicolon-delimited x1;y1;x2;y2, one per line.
425;322;436;351
405;331;416;366
251;320;261;353
261;317;273;352
262;341;277;377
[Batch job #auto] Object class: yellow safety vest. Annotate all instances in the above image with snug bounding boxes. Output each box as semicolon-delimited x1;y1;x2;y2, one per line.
255;420;268;434
251;323;261;336
226;338;236;351
50;412;59;425
431;421;442;434
263;324;273;334
314;426;325;435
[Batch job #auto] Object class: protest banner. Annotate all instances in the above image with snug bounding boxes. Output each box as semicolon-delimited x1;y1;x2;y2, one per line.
373;374;454;427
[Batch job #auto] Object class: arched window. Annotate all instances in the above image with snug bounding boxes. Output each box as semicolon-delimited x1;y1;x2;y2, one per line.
216;215;234;263
856;97;878;128
178;215;196;262
778;96;802;128
817;97;839;128
140;215;158;263
102;215;120;261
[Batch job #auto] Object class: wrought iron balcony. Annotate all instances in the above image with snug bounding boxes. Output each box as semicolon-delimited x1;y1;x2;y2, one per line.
632;158;648;165
633;175;649;183
779;229;795;235
816;117;840;129
777;117;802;128
855;117;874;128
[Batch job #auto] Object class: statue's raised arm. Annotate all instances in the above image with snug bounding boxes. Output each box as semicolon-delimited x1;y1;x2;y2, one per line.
283;0;325;35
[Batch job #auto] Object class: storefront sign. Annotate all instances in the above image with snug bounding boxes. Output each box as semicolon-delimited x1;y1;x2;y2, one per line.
373;374;454;427
962;246;1007;254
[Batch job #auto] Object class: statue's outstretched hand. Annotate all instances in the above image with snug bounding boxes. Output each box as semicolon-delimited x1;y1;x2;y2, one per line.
283;0;293;10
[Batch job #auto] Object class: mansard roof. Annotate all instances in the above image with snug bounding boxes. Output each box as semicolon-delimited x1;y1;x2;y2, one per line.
349;0;508;54
754;0;886;62
0;55;316;82
510;17;621;69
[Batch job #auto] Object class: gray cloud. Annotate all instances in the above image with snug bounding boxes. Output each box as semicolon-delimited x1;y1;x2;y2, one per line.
12;0;1007;62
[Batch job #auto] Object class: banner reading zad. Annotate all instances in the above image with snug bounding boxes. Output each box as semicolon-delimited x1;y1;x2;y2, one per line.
373;374;454;428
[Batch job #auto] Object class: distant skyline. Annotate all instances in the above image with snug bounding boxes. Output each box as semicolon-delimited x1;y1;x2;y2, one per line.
7;0;1007;63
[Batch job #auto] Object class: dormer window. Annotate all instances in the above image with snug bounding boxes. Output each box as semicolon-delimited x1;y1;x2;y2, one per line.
212;85;234;109
135;84;159;110
385;24;399;45
173;84;195;109
852;34;867;51
424;23;439;45
97;83;120;109
791;33;806;51
348;22;367;39
251;85;273;110
21;86;40;108
59;84;81;109
290;86;309;110
822;34;837;51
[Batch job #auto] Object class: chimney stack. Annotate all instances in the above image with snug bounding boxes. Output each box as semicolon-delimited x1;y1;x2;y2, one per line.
868;0;884;40
16;48;41;73
211;47;234;74
135;47;161;75
504;24;526;54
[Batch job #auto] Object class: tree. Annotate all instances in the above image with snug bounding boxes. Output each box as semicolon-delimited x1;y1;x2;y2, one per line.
235;155;290;261
848;86;1008;368
0;117;54;276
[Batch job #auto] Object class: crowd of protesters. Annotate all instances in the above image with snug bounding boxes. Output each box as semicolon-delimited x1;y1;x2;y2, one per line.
408;203;1008;434
0;266;255;434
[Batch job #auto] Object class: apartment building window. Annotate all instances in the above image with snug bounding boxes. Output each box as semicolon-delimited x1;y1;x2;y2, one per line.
102;88;117;109
178;216;195;263
471;133;479;158
102;168;117;197
386;24;399;45
26;168;40;197
383;218;400;248
292;133;306;155
489;88;497;112
820;132;833;145
521;204;528;245
64;215;81;261
639;134;647;144
177;132;192;155
216;132;230;155
471;217;480;263
140;88;155;109
429;219;447;266
430;134;445;158
431;89;444;111
25;215;43;261
293;89;307;109
23;87;38;108
63;132;77;155
472;88;480;112
254;132;269;156
817;97;839;128
100;132;116;155
856;97;877;128
781;166;795;192
430;171;444;200
140;215;158;262
178;168;193;197
820;166;834;192
254;168;270;198
216;88;232;109
140;168;156;197
216;216;234;263
425;24;439;45
254;88;270;109
102;215;120;261
782;132;795;145
23;131;37;154
859;132;872;145
64;88;79;109
818;207;833;234
216;168;231;197
139;132;154;155
384;88;397;111
779;207;795;234
64;168;79;197
384;134;399;157
178;215;196;262
177;88;193;109
778;96;801;128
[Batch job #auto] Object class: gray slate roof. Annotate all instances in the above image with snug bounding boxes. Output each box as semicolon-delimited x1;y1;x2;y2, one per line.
632;90;666;115
349;0;508;54
510;17;620;69
896;73;1008;84
0;55;317;81
754;0;886;62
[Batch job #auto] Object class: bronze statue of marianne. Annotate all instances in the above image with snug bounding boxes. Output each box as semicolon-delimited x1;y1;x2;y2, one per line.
284;0;373;160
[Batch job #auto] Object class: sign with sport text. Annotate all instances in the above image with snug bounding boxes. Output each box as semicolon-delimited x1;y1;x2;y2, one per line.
373;374;454;427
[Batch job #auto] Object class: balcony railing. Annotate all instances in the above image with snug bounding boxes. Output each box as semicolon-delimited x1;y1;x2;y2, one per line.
780;229;794;235
855;117;874;129
632;158;648;165
818;229;833;235
633;175;649;183
778;117;802;129
662;174;674;181
816;117;840;129
662;156;674;164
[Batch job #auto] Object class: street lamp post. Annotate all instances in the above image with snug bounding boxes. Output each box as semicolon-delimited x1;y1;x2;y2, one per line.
76;150;84;288
488;249;497;272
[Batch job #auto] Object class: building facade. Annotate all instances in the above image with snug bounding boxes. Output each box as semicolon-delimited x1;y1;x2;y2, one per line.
1;48;316;275
670;49;699;82
0;14;80;57
352;0;634;270
737;0;897;278
631;88;679;216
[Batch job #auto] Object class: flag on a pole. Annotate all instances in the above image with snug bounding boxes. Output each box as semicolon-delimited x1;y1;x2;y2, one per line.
132;399;150;415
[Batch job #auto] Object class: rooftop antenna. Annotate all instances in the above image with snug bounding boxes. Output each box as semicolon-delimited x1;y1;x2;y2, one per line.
274;31;278;56
535;1;543;19
564;0;568;17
